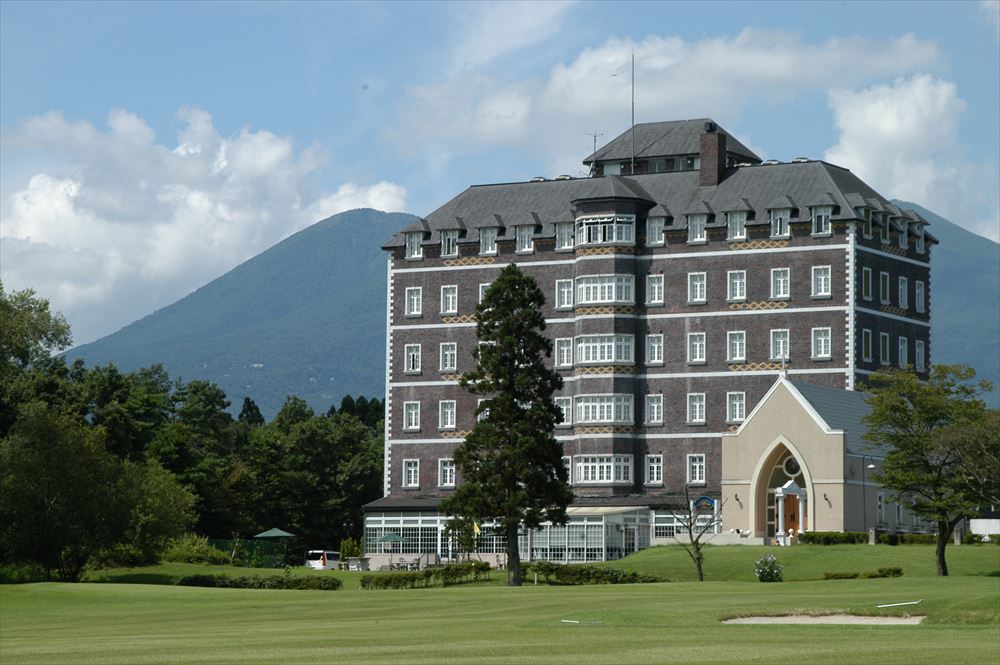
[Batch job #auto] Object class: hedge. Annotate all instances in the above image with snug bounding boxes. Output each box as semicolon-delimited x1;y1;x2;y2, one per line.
359;561;491;590
798;531;868;545
522;562;660;585
877;533;937;545
176;574;342;590
823;567;903;580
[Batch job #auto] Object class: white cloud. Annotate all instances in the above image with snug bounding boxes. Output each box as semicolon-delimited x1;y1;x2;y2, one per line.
1;108;406;344
983;0;1000;38
449;1;575;73
392;29;942;175
825;75;998;241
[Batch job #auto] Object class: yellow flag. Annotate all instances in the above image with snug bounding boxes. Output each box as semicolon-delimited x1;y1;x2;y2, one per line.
473;522;481;535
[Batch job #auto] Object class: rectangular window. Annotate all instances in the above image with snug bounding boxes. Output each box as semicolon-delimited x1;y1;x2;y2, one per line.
769;208;790;238
576;275;634;304
688;272;707;303
727;210;747;240
405;232;423;259
877;492;885;524
770;329;789;361
862;267;872;301
403;402;420;431
687;454;706;484
862;329;873;362
916;229;925;253
898;277;908;310
687;332;706;364
898;337;908;367
555;338;573;368
646;274;664;304
515;225;534;253
811;205;832;235
862;210;873;238
438;459;455;487
574;455;633;484
403;459;419;487
439;400;456;430
575;395;633;424
479;227;497;255
404;344;421;373
727;331;746;363
812;265;832;297
645;394;664;424
576;214;635;245
477;398;489;422
727;270;746;301
899;223;908;249
727;392;746;422
915;340;925;372
771;268;790;299
555;279;573;309
645;455;663;485
687;213;707;243
440;285;458;314
562;456;572;484
880;272;890;304
880;218;890;244
646;217;665;246
439;342;457;372
646;334;664;365
687;393;706;424
576;334;634;364
441;230;459;257
811;327;832;359
879;332;890;365
915;281;925;313
404;287;422;316
479;283;490;304
554;397;572;427
555;222;574;250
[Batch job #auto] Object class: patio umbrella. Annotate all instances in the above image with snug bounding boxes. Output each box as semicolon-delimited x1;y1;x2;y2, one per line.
376;533;405;567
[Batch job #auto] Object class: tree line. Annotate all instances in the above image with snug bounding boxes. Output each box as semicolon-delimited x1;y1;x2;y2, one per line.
0;284;384;580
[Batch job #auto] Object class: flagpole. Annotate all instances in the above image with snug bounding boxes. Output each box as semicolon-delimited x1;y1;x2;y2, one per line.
630;50;635;174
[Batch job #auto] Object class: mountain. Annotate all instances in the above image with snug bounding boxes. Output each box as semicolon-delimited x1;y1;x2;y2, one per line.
65;208;417;419
893;200;1000;406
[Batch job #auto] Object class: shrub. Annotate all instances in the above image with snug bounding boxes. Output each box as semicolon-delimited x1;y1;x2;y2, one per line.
176;573;342;591
526;560;559;583
553;565;658;585
877;533;937;546
823;567;902;580
0;562;47;584
823;571;860;580
164;535;232;565
435;561;491;586
339;536;363;559
359;570;434;590
962;532;987;545
798;531;867;545
89;544;156;569
754;554;783;582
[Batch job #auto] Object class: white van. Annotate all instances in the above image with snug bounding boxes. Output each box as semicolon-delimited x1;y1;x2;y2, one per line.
304;550;341;570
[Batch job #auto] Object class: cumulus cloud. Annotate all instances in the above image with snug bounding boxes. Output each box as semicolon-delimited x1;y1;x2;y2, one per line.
392;29;942;175
825;75;998;241
1;108;406;344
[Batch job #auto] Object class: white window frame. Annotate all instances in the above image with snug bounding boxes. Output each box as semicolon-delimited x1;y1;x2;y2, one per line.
555;222;575;250
879;332;890;366
645;454;663;485
862;267;872;301
769;208;791;238
555;338;573;368
554;397;572;427
811;327;832;360
405;232;423;259
479;227;497;255
576;334;634;365
687;454;706;484
438;458;455;488
899;222;908;249
646;217;666;246
862;211;873;239
646;334;664;365
687;332;706;364
726;210;747;241
403;459;420;487
770;329;790;361
770;268;790;300
440;285;458;315
479;283;491;304
476;398;489;422
727;330;746;363
575;214;635;246
880;216;890;244
645;394;664;425
898;276;908;310
727;270;746;302
402;402;420;431
687;272;707;304
915;280;925;313
811;265;832;298
404;344;422;373
898;336;908;367
441;230;459;257
574;455;633;484
515;225;534;253
915;339;925;372
687;393;706;425
404;287;422;316
646;274;664;304
555;279;573;309
727;392;746;423
574;394;634;425
811;205;832;236
439;400;456;430
879;271;890;304
687;213;707;244
862;329;873;362
576;274;634;305
439;342;457;372
916;229;925;254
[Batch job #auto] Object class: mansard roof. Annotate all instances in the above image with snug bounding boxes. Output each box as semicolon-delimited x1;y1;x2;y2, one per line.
583;118;761;165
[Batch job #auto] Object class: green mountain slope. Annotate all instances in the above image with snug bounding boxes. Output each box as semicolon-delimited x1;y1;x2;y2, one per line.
65;208;416;419
893;200;999;406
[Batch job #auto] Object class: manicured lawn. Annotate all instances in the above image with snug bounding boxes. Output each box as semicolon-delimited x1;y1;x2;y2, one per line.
2;576;997;664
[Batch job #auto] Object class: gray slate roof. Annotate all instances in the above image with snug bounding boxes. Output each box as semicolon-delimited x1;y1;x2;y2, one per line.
789;380;887;457
583;118;761;164
384;160;930;248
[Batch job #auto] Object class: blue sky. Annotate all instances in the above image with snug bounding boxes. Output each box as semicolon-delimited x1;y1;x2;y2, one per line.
2;0;998;344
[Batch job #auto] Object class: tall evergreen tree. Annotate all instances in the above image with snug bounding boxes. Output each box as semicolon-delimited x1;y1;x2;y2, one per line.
441;264;571;586
238;397;265;426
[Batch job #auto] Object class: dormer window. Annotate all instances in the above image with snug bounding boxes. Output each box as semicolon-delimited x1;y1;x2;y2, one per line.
555;222;574;250
860;209;873;238
405;232;423;259
898;222;908;249
441;230;459;257
646;217;665;246
687;214;707;244
916;228;925;254
769;208;791;238
726;211;747;241
479;227;497;255
811;206;832;236
576;214;635;246
880;216;890;243
515;225;534;253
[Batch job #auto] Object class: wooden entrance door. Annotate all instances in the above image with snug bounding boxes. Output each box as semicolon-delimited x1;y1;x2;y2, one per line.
784;496;798;534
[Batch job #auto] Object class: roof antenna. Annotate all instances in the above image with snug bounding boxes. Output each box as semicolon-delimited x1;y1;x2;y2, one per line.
780;355;789;378
583;131;603;176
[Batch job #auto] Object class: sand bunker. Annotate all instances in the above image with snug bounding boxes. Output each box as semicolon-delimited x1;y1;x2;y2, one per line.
724;615;924;625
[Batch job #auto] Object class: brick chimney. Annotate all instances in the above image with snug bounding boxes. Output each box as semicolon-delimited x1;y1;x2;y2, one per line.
699;121;727;187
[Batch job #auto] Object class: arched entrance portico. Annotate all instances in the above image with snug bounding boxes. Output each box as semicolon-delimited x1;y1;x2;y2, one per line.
748;437;813;539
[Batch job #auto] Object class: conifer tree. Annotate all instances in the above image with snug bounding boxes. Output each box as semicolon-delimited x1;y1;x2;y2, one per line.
441;264;572;586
